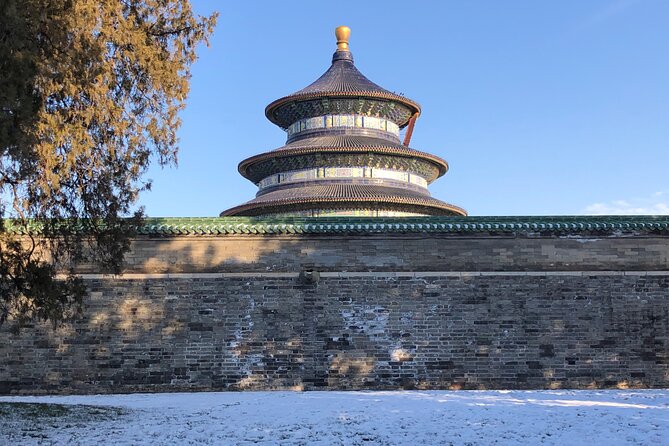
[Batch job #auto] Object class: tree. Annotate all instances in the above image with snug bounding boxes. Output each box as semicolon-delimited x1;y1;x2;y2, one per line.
0;0;217;330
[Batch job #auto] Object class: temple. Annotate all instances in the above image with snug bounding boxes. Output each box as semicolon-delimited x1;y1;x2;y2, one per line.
221;26;466;217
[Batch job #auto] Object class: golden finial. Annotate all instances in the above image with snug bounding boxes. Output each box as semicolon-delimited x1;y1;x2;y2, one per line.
335;26;351;51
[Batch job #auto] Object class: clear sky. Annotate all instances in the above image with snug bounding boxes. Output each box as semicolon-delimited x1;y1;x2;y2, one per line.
137;0;669;217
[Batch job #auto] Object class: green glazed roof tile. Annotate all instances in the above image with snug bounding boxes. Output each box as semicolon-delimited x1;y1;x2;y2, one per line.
4;216;669;236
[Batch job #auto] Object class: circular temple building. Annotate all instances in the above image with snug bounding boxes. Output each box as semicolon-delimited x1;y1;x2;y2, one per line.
221;26;466;217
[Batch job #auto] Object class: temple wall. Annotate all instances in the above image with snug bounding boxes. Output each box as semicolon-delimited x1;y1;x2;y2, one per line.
100;234;669;273
1;231;668;393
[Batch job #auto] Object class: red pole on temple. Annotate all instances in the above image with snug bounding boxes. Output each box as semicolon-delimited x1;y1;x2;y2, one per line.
402;112;419;146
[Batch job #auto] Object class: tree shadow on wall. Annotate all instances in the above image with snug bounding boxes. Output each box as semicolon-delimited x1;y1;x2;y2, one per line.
1;233;667;394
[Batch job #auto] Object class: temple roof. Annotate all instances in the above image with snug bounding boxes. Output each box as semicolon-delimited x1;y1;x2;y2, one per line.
265;29;420;129
279;134;410;151
220;183;466;217
291;51;397;96
238;135;449;184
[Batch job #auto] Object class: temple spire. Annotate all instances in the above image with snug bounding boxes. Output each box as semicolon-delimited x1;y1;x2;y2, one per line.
335;26;351;51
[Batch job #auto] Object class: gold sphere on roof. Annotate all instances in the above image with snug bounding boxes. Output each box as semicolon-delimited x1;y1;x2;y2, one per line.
335;26;351;51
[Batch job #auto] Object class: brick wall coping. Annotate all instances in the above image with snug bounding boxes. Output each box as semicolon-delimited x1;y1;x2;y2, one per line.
5;215;669;236
55;270;669;280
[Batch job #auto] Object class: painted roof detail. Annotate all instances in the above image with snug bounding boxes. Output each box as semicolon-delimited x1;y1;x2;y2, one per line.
238;145;449;184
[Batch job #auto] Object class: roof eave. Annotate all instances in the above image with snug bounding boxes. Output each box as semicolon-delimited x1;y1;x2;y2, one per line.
237;146;449;183
265;92;421;129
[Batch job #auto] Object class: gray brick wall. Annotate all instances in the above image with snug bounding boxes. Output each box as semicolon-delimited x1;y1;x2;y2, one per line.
1;233;668;393
109;234;669;273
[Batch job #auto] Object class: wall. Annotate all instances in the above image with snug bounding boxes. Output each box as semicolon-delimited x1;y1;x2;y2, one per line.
1;223;668;393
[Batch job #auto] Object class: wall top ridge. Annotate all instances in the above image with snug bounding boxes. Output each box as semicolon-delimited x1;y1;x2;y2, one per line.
5;216;669;236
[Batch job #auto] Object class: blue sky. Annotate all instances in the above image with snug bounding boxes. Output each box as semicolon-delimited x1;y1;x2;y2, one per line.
138;0;669;217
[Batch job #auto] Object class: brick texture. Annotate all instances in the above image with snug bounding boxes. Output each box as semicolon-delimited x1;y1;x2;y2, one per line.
110;234;669;273
1;233;668;394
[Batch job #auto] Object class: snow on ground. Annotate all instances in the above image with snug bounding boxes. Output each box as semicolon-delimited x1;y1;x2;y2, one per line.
1;390;668;445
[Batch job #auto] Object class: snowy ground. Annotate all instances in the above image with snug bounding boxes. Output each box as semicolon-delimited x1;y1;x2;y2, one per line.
1;390;667;445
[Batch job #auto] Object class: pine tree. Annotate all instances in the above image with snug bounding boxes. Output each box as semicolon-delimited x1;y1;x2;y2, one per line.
0;0;217;329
